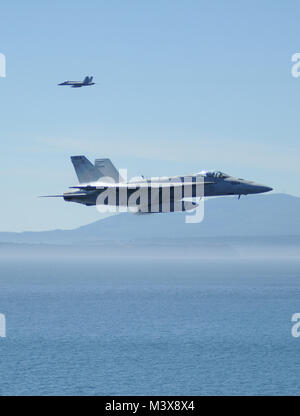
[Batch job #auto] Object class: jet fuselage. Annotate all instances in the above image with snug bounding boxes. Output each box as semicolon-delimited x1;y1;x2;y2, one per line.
63;170;273;212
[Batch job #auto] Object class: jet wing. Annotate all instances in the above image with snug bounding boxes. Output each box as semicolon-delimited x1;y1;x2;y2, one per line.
69;181;214;191
136;200;199;214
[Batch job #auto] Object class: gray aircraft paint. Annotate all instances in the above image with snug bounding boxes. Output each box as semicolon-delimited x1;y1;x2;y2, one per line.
43;155;273;214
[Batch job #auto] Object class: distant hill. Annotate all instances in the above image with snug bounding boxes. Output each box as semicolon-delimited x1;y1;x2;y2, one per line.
0;193;299;245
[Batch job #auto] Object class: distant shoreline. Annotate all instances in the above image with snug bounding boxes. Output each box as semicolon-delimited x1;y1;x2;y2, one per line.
1;235;300;259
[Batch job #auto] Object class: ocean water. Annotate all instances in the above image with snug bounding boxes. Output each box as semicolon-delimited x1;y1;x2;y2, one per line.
0;256;300;396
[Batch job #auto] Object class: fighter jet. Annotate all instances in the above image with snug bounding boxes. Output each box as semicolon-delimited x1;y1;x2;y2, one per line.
58;76;95;88
42;156;273;213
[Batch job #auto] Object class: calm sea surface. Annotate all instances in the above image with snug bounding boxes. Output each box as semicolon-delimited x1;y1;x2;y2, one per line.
0;256;299;395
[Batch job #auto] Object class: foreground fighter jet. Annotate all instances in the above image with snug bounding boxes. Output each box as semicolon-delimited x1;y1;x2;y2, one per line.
58;76;95;88
43;156;273;213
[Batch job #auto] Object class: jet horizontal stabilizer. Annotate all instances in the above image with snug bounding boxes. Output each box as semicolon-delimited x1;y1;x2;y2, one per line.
69;186;98;190
39;195;64;198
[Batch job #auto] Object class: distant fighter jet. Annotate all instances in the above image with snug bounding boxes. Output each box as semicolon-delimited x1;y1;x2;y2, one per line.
58;76;95;88
42;156;273;213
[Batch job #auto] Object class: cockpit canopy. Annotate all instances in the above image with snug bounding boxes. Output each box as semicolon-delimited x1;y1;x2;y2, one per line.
198;171;230;178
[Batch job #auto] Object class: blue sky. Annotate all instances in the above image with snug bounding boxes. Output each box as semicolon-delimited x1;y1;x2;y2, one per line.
0;0;299;231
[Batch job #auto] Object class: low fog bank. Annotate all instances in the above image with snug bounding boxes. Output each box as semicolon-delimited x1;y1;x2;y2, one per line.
0;236;299;259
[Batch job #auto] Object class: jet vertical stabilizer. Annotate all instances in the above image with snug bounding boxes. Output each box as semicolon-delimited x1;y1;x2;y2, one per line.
95;158;124;183
71;156;101;184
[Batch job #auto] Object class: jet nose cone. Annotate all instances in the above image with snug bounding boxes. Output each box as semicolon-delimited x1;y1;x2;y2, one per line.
264;186;273;193
254;184;273;194
237;179;273;195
